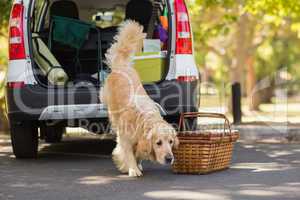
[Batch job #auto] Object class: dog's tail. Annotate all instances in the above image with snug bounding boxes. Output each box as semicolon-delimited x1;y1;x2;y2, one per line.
105;20;145;69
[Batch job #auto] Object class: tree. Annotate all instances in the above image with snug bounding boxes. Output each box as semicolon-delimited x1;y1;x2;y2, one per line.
188;0;300;111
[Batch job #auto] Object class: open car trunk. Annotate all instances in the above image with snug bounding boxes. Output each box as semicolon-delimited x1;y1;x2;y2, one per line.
31;0;170;87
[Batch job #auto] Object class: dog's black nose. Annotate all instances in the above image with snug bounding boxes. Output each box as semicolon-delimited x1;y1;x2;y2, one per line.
165;154;174;164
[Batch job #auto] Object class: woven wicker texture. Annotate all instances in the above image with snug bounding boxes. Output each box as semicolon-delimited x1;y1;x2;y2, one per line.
172;112;239;174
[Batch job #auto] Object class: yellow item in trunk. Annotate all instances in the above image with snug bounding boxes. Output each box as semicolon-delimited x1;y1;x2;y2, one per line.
133;52;166;83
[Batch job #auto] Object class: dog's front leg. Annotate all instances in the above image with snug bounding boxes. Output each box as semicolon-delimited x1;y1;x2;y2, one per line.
126;147;143;177
113;139;142;177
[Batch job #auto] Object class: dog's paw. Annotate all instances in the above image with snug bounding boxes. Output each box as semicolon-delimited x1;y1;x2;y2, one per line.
128;168;143;177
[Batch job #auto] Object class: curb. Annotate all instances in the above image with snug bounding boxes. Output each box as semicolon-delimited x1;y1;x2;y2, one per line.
233;124;300;143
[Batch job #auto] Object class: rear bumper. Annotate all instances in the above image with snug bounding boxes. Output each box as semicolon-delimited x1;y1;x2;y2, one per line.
6;80;199;122
144;80;199;115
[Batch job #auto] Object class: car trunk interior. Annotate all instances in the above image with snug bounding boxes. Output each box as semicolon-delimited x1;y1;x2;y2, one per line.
31;0;170;87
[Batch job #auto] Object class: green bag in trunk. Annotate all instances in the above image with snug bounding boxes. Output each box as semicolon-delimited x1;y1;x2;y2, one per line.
51;16;92;49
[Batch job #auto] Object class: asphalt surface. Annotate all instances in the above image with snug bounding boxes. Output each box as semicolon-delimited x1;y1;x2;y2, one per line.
0;135;300;200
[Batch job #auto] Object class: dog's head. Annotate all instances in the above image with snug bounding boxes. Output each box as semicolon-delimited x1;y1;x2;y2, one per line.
136;122;179;165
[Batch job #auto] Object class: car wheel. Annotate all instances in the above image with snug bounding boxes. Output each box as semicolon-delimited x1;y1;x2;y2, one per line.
40;124;65;143
10;121;39;159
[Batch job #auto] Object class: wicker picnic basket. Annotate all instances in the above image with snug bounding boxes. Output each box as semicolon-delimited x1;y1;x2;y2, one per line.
172;112;239;174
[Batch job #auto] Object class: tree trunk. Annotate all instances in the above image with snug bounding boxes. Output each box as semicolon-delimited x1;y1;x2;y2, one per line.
246;56;260;110
231;13;250;85
260;80;274;103
229;13;256;116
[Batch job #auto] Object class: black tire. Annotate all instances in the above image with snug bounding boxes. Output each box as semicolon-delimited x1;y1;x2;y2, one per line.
10;121;39;159
40;124;65;143
166;115;198;131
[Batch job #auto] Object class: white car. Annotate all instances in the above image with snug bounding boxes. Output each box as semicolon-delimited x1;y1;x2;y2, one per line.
6;0;199;158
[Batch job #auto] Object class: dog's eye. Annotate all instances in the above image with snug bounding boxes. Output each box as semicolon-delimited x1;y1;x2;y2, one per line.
169;140;173;144
156;140;162;146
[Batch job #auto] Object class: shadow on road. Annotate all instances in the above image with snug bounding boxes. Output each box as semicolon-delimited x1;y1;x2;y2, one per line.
40;138;116;157
0;135;300;200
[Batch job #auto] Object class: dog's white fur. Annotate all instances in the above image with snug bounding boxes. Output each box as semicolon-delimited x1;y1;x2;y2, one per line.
102;20;179;177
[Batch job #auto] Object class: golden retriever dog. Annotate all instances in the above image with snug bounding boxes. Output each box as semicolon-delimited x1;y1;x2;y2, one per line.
101;20;179;177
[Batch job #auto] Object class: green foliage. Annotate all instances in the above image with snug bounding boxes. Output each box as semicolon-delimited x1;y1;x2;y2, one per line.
0;0;12;35
0;0;12;67
196;0;236;8
188;0;300;93
245;0;300;19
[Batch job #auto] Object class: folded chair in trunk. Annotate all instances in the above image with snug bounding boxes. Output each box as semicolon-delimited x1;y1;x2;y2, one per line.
32;33;69;86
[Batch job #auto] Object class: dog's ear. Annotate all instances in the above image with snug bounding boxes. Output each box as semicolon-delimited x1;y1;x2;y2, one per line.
136;138;152;156
173;136;180;149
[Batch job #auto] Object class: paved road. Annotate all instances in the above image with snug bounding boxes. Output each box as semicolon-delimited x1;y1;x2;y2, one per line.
0;135;300;200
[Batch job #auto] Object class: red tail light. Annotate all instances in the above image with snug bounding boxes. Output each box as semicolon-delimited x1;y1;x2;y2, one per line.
9;3;26;60
177;76;197;82
7;82;25;88
174;0;192;54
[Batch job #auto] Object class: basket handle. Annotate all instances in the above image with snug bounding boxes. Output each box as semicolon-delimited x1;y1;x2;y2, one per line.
178;112;232;135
